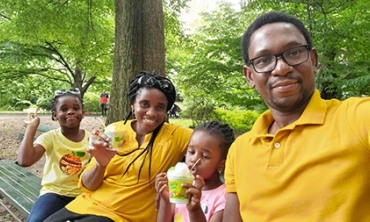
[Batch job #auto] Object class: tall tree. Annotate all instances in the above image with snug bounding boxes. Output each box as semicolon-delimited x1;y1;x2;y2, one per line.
0;0;115;98
108;0;166;124
169;2;265;111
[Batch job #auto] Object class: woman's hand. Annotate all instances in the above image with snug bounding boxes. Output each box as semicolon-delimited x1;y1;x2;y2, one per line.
87;129;116;167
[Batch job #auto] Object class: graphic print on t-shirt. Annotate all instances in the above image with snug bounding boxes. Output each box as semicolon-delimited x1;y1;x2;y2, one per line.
59;151;86;175
201;202;209;214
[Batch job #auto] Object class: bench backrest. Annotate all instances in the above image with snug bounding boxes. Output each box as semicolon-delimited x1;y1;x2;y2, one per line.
0;159;42;216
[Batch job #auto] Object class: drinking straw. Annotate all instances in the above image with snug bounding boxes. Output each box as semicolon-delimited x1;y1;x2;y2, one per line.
190;158;201;171
98;117;106;130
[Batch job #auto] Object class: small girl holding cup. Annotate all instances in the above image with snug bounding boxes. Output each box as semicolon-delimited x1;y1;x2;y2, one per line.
18;89;90;222
155;121;235;222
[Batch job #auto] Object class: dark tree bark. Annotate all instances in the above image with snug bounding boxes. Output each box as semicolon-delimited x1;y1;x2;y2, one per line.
107;0;166;124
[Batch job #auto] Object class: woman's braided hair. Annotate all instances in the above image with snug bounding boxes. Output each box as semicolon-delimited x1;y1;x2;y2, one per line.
119;71;176;183
193;121;235;159
124;71;176;123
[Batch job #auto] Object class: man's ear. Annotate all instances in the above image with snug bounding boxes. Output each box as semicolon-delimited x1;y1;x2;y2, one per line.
310;49;319;71
243;65;255;88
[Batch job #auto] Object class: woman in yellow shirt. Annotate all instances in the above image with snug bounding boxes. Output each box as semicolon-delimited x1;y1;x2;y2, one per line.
45;71;193;222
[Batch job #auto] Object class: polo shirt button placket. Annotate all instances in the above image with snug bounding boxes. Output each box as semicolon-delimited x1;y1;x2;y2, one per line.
268;142;283;167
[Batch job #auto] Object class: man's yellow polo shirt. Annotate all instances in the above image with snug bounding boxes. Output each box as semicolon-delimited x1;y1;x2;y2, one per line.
225;90;370;221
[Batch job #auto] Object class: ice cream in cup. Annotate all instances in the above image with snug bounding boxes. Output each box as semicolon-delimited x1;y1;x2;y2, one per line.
87;129;101;150
167;162;194;204
88;134;99;150
105;125;126;151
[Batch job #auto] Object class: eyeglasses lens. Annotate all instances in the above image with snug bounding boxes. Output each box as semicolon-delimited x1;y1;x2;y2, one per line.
252;45;309;73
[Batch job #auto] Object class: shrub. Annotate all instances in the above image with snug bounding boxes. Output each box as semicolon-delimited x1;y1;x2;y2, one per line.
83;92;100;114
14;100;32;111
181;97;217;127
214;107;261;135
36;96;53;111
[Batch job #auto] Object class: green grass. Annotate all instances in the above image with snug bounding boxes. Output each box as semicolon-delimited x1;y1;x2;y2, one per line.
168;118;194;128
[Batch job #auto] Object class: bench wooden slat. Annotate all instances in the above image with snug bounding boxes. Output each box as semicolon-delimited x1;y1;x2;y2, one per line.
19;124;57;141
22;123;57;133
0;184;34;217
0;159;42;217
36;124;57;133
0;172;40;201
17;133;36;142
0;160;41;191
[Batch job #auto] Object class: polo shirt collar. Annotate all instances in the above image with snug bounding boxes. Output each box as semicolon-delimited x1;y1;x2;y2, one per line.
249;89;326;138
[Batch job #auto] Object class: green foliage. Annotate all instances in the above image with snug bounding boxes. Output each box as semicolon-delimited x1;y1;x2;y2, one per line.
14;100;32;110
179;94;262;133
0;0;115;98
0;74;67;111
180;96;217;126
83;92;100;113
168;2;266;112
214;107;261;134
36;96;52;111
168;118;193;128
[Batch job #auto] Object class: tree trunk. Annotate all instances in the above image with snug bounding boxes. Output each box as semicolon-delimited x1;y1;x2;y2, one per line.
107;0;166;124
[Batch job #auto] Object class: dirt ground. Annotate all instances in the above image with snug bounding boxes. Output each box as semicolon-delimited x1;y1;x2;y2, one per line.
0;114;103;221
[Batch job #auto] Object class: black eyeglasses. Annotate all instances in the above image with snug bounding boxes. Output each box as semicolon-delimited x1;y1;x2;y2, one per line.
137;75;174;93
248;45;311;73
54;88;80;96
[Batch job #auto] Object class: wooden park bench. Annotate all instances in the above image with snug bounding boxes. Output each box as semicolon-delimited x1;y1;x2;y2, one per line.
0;159;42;219
18;124;57;141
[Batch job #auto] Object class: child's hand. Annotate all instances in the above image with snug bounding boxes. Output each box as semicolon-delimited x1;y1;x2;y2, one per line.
155;173;169;197
24;108;40;127
183;175;205;212
155;172;169;210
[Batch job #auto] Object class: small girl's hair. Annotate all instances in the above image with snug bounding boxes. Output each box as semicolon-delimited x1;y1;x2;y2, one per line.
51;88;83;120
193;121;235;159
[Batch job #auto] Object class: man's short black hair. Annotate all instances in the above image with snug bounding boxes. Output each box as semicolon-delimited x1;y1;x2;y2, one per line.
241;11;313;65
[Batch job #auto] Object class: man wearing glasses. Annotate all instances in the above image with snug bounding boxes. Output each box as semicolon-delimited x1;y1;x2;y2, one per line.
223;11;370;221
